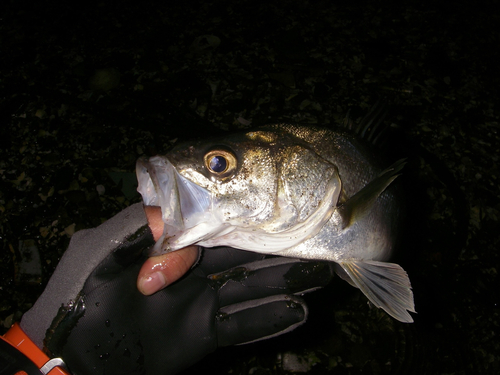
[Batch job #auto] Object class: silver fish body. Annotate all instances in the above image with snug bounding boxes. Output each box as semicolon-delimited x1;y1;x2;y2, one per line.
136;124;415;322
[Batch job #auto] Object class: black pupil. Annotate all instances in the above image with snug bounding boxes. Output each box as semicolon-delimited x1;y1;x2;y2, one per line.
209;156;227;172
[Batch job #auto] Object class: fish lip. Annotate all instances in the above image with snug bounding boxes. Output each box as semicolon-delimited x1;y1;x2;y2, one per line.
136;156;214;256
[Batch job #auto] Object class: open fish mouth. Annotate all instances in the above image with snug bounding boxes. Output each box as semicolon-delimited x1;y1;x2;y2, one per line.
136;156;217;255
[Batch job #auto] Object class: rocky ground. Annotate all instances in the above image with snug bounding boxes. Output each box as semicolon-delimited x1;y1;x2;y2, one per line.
1;0;499;374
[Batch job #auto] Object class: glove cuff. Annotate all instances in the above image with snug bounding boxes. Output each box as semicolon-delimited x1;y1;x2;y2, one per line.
2;323;70;375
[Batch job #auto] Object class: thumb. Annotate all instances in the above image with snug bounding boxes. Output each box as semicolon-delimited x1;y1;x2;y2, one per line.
137;246;200;295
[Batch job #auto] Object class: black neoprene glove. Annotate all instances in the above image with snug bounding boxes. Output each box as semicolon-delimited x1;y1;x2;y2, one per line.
19;204;334;375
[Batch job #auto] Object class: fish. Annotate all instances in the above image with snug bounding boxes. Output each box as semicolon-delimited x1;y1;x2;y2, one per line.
135;115;415;323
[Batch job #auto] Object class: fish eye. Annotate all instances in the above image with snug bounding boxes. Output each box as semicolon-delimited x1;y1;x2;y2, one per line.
209;155;227;172
204;149;237;177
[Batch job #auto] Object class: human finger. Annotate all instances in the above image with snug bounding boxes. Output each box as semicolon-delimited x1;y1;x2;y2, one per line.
140;205;199;295
143;205;164;241
137;245;200;295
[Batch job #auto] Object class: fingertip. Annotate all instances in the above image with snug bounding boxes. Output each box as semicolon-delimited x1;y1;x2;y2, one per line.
137;246;200;295
138;271;167;296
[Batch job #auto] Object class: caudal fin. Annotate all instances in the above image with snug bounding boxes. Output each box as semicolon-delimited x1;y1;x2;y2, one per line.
338;260;415;323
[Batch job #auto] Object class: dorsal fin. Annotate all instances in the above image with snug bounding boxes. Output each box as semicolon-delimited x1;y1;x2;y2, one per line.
342;101;389;146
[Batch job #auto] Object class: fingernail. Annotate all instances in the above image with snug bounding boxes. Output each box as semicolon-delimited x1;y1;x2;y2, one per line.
139;272;167;295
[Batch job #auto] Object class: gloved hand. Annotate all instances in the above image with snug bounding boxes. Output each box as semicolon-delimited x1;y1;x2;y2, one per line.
16;204;334;375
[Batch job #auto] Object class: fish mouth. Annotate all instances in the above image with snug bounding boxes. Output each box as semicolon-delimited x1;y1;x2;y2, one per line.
136;156;216;256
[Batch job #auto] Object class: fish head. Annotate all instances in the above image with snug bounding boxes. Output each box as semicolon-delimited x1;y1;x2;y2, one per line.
137;127;342;256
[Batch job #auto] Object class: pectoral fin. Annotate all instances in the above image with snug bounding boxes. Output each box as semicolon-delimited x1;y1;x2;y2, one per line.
337;260;415;323
338;159;406;228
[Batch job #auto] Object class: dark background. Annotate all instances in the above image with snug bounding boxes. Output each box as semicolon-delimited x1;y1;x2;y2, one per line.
1;0;498;373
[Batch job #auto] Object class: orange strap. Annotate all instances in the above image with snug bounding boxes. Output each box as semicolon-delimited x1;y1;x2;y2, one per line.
2;323;70;375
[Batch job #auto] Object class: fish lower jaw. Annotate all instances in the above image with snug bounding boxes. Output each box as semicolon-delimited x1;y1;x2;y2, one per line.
149;222;236;256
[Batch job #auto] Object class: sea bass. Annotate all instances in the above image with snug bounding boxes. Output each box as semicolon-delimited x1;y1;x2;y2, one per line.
136;123;415;323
